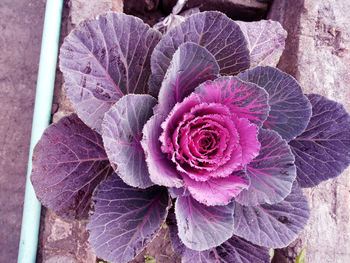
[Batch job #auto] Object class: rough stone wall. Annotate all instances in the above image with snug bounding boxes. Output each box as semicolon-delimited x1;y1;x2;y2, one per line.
269;1;350;262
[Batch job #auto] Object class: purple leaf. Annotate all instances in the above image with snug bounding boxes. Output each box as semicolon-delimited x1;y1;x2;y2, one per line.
168;187;190;199
60;13;161;131
167;212;186;256
194;76;269;127
183;170;250;206
175;195;234;251
87;175;170;263
289;94;350;187
149;11;250;97
238;66;312;141
236;20;287;67
236;129;296;206
141;114;184;188
157;42;219;115
233;182;310;248
182;236;270;263
167;214;270;263
31;114;112;219
102;94;157;188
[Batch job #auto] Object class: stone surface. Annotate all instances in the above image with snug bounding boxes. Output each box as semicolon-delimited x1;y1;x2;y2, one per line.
162;0;271;21
269;1;350;262
37;210;96;263
0;0;45;262
70;0;123;26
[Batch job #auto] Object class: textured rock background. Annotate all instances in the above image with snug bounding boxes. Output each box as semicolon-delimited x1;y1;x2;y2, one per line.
269;0;350;262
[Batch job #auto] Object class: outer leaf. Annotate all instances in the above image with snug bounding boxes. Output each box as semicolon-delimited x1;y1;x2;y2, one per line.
31;114;112;219
194;76;269;127
149;11;250;97
182;236;270;263
141;114;184;188
60;13;161;131
233;182;310;248
236;129;296;206
88;175;170;263
175;195;234;251
236;20;287;67
289;94;350;187
102;94;157;188
238;66;312;141
167;212;186;256
167;213;269;263
157;42;219;115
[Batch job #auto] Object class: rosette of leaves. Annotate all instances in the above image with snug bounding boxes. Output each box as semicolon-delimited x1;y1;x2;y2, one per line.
31;11;350;263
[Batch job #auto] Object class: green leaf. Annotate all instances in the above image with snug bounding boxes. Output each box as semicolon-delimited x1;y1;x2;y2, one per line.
295;247;307;263
144;254;156;263
269;248;274;260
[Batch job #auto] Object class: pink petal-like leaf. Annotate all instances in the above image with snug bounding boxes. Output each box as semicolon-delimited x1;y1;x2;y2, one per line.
141;114;184;188
184;170;250;206
233;117;260;166
194;76;270;127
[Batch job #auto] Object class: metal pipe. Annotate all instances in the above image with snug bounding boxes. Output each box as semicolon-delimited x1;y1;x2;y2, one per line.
17;0;64;262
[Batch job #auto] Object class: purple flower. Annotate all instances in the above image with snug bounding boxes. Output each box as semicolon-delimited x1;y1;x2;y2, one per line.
142;76;269;206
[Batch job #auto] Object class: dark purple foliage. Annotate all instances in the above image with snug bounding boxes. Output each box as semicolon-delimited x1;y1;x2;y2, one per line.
102;94;157;188
60;13;161;131
238;66;312;141
233;182;310;248
168;211;270;263
236;129;296;206
87;175;170;263
181;236;271;263
31;114;113;219
289;94;350;187
149;11;250;97
175;195;234;251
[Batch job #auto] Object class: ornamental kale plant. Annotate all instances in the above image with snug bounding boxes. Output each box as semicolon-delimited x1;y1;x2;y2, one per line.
31;11;350;263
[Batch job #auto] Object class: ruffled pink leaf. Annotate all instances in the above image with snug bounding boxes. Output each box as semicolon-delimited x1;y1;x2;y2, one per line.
183;170;250;206
194;76;269;127
141;114;183;188
233;117;260;166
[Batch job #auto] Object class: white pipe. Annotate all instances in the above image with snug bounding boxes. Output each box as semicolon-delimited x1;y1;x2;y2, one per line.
17;0;64;262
